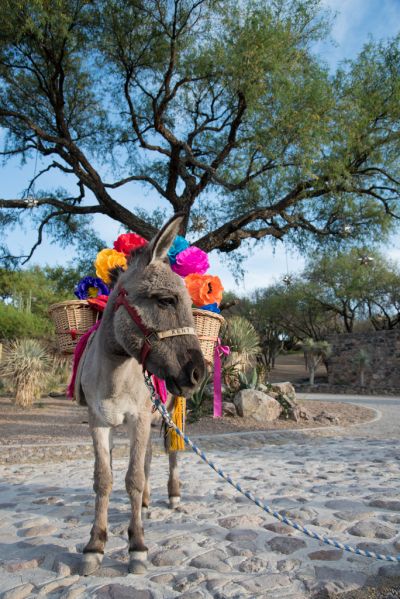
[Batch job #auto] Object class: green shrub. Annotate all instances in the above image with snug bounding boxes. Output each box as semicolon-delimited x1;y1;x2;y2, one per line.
0;302;51;340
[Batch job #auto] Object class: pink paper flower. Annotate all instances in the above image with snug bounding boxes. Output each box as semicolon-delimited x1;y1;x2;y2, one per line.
171;246;209;277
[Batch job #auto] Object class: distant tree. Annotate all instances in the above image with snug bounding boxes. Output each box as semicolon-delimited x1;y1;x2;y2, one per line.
301;338;331;386
0;265;81;332
305;249;400;331
1;1;400;266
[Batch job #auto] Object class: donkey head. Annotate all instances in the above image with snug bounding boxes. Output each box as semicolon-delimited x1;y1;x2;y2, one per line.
112;215;206;396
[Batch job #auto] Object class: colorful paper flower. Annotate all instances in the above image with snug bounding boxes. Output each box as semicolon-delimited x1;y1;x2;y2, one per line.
185;273;224;307
199;303;221;314
74;276;110;300
113;232;148;255
95;248;127;284
171;246;209;277
168;235;189;265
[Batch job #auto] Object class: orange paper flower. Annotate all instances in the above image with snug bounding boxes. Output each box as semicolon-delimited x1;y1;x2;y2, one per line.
95;248;127;284
185;273;224;307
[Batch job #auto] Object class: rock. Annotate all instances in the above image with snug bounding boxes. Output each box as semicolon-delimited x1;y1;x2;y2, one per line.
239;556;269;572
4;557;43;572
314;566;367;586
2;585;34;599
308;550;343;561
240;574;292;594
233;389;282;422
225;529;258;542
37;576;79;597
267;536;307;554
19;523;57;537
190;549;231;573
218;514;263;529
60;589;86;599
314;411;340;425
95;586;153;599
264;522;293;535
277;559;301;572
347;520;396;539
270;382;297;399
368;498;400;511
222;402;237;417
151;549;186;566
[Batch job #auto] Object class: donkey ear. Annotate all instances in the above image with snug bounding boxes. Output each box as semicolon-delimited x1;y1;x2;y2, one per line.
149;213;185;264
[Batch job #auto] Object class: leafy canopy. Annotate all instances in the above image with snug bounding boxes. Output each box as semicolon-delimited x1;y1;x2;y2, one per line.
0;0;399;266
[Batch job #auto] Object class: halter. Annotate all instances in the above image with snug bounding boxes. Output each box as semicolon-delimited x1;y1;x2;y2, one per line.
114;287;196;370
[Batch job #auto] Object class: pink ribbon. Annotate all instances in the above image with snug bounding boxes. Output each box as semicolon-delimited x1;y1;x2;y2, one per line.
152;375;168;404
213;339;230;418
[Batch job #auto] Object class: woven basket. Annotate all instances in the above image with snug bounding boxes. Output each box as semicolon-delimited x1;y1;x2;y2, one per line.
192;309;225;366
48;300;99;354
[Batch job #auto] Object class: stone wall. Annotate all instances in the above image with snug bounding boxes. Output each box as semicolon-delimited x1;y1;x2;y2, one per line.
326;329;400;390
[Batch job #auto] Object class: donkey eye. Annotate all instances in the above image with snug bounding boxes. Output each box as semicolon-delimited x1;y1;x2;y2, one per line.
157;296;176;308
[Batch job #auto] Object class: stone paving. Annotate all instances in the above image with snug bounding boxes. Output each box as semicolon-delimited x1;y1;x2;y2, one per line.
1;395;400;598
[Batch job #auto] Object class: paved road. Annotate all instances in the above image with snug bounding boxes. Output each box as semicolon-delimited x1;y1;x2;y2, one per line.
1;394;400;599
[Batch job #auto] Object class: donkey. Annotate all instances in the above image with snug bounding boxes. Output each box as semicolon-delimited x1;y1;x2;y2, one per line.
74;215;206;575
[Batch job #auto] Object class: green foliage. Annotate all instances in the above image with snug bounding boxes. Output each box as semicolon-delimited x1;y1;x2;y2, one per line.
187;373;212;423
237;368;259;390
0;265;83;341
222;316;261;369
1;339;51;407
0;1;399;265
0;302;51;339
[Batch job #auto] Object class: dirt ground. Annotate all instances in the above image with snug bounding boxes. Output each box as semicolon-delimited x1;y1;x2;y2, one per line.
268;352;327;385
0;394;375;446
0;353;373;446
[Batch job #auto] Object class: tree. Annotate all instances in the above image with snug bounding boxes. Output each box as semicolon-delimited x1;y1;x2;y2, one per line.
301;338;331;386
249;282;340;344
305;249;400;332
1;0;400;266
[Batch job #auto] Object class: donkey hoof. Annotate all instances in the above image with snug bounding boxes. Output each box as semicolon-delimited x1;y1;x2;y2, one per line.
129;551;148;575
169;496;180;509
80;552;103;576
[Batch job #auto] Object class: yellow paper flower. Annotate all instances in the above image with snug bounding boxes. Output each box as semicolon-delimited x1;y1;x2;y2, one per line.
95;248;127;284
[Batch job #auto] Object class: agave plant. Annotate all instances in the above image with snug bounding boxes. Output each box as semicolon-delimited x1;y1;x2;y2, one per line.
1;339;51;408
222;316;261;375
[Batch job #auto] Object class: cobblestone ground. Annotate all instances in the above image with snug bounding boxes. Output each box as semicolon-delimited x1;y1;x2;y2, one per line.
1;395;400;599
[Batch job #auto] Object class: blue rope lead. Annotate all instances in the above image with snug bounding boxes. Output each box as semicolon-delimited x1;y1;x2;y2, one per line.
144;376;400;564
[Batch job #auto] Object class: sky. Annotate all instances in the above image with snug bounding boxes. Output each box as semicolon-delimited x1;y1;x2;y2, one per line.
2;0;400;294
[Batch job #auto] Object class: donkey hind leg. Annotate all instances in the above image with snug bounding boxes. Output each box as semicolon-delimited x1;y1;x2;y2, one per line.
81;424;113;575
168;451;181;509
125;413;151;574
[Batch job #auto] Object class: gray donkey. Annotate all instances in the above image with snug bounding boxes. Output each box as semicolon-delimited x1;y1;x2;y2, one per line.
74;215;206;575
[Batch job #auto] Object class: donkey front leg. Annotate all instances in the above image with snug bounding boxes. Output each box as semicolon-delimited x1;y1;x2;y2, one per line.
168;451;181;509
125;412;151;574
81;420;113;575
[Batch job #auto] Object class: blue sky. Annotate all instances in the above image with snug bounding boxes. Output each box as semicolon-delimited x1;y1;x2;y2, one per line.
2;0;400;293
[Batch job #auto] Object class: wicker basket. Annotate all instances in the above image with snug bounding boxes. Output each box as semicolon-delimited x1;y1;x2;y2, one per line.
48;300;99;354
192;309;225;366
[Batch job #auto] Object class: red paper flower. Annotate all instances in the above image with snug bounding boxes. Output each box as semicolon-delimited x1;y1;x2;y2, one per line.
113;232;148;255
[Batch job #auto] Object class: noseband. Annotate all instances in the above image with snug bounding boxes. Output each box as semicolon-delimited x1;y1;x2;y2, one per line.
114;287;196;370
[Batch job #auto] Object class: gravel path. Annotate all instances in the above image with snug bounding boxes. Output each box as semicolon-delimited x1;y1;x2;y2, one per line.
1;394;400;598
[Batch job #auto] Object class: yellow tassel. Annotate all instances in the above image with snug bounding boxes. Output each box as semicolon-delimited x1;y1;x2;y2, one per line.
168;396;186;452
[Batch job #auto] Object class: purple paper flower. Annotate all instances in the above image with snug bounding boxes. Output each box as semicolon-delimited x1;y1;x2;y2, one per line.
199;303;221;314
74;276;110;300
171;246;209;277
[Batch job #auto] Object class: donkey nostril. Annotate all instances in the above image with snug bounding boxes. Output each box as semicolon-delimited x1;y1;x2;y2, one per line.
190;367;200;385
